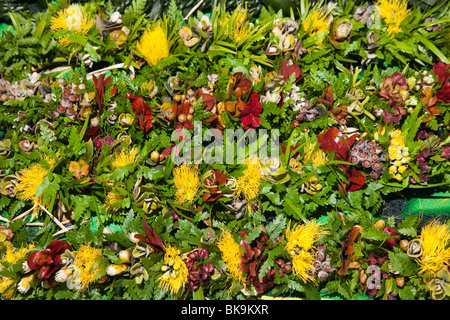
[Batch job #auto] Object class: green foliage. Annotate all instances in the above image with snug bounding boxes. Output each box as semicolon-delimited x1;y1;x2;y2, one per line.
0;0;449;302
0;11;60;81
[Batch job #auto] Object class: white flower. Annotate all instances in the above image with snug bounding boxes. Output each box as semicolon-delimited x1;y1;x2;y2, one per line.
55;268;73;283
405;96;418;106
109;11;122;24
407;77;417;89
129;232;140;244
423;75;434;85
260;91;282;104
207;73;218;85
197;15;212;32
21;261;31;274
106;264;128;276
292;97;308;112
119;250;131;263
249;65;262;84
17;274;34;294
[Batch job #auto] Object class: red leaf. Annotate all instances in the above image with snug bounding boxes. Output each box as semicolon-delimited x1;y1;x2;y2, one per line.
279;59;304;82
196;90;216;111
318;127;358;162
338;225;363;276
241;92;262;117
127;93;153;133
140;216;166;253
315;85;334;110
46;240;72;256
27;251;51;270
319;127;365;192
92;74;112;115
111;85;118;97
346;169;366;192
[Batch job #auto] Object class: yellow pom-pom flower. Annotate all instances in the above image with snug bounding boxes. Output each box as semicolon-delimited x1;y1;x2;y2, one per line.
50;4;95;47
377;0;410;35
217;230;245;284
235;157;262;202
157;245;188;295
285;220;328;283
302;9;331;46
16;154;57;215
71;245;106;291
173;164;200;204
0;243;35;299
111;148;138;169
135;26;170;67
418;221;450;277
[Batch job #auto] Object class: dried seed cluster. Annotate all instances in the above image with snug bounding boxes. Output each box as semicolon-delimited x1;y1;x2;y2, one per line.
308;243;336;281
350;139;387;179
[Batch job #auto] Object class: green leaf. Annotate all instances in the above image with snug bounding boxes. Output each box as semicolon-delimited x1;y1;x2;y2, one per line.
303;282;321;300
265;214;287;242
388;247;419;276
414;32;450;64
192;286;205;300
399;284;417;300
397;214;421;237
244;225;262;243
66;34;88;46
32;19;46;39
397;227;417;237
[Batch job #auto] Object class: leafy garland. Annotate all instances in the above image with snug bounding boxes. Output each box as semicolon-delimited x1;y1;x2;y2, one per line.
0;0;450;301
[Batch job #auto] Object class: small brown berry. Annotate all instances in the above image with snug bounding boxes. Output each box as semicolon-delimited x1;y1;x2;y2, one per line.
275;258;285;266
399;239;409;252
150;151;160;163
395;277;404;288
360;271;367;284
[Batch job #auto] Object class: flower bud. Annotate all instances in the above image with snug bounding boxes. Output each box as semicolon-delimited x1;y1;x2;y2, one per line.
150;151;160;163
106;264;129;276
129;232;140;244
407;239;423;258
119;250;131;264
283;263;292;274
315;251;325;261
55;268;73;283
374;219;385;231
317;270;328;280
399;239;409;252
41;280;51;289
17;273;35;294
360;270;367;284
395;277;405;288
178;114;186;122
97;274;109;284
313;260;322;270
21;261;31;274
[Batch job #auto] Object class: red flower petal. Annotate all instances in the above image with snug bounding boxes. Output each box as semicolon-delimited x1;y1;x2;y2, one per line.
27;251;52;270
46;240;71;256
346;169;366;191
241;92;262;117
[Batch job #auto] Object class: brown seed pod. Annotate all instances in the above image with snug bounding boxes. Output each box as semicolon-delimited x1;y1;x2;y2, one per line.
374;219;386;231
395;277;405;288
399;239;409;252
